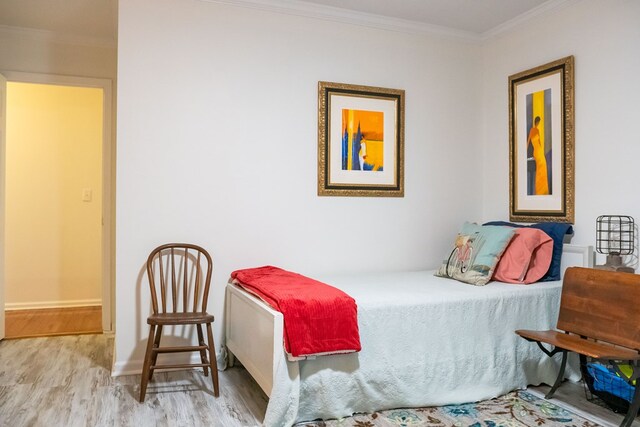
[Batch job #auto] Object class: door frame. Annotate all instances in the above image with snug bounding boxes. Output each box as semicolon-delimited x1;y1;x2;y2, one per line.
0;71;114;332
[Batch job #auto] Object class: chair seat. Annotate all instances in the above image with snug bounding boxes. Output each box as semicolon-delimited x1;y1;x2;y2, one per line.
147;312;214;326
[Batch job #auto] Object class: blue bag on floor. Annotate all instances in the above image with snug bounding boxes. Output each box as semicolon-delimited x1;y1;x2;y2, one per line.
586;363;635;403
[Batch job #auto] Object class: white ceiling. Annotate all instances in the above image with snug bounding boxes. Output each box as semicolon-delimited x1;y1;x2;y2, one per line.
295;0;550;34
0;0;557;43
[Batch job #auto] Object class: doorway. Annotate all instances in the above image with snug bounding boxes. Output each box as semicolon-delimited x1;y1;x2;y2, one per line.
0;72;113;339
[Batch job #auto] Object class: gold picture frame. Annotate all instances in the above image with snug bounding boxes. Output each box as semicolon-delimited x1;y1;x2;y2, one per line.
318;81;404;197
509;56;574;223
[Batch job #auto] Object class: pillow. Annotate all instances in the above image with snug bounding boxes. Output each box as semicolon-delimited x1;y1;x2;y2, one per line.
483;221;573;281
492;228;553;284
435;222;515;286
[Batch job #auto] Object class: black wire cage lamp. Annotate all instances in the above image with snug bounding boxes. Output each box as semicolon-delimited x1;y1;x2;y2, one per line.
595;215;635;273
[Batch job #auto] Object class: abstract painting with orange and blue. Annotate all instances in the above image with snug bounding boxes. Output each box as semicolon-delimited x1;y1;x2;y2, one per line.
341;109;384;171
525;89;552;195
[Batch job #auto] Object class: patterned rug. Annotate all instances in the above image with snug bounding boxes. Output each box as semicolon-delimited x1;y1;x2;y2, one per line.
295;390;601;427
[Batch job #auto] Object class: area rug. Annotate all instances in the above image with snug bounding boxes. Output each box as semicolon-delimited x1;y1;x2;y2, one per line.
295;390;601;427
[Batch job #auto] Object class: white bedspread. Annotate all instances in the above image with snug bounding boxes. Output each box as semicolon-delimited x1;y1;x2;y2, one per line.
264;270;579;427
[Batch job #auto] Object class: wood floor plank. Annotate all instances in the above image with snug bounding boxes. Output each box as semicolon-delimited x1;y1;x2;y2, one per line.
0;334;267;427
4;306;102;339
529;382;639;427
0;334;634;427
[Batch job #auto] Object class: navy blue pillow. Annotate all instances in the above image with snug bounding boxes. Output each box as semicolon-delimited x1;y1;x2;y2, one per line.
483;221;573;281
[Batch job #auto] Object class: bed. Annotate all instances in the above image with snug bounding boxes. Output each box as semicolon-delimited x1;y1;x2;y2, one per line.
223;244;593;427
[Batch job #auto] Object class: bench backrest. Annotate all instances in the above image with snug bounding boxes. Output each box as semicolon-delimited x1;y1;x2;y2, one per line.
559;267;640;351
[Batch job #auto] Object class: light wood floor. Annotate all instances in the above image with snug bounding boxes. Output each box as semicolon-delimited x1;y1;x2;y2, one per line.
4;306;102;339
0;334;268;426
529;382;636;427
0;333;635;426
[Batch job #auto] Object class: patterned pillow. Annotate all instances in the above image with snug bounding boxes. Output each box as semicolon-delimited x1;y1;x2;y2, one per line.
435;222;515;286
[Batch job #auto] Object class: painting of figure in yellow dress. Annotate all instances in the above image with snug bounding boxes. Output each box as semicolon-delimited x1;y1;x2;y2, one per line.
341;109;384;171
526;89;552;195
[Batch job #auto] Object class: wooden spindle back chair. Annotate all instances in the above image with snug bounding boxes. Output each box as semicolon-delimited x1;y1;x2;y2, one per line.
139;243;219;402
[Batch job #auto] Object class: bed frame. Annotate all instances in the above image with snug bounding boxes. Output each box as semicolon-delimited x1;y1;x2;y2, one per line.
223;244;594;398
224;282;283;396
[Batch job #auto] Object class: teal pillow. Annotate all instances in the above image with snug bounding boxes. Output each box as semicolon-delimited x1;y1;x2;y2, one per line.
435;222;516;286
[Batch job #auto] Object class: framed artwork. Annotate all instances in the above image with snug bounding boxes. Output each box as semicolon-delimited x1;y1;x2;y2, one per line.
318;81;404;197
509;56;574;223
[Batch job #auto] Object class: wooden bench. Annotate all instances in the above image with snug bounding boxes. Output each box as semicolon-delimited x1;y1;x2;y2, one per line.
516;267;640;427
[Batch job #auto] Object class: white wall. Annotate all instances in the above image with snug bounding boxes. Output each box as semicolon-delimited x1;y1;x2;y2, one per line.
5;82;103;308
115;0;483;371
0;29;116;79
481;0;640;267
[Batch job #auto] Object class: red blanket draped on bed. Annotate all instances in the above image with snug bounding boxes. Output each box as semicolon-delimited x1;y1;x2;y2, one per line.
230;266;361;357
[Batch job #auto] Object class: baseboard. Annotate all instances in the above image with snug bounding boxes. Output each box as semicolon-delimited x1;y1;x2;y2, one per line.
111;352;222;377
5;299;102;311
111;358;147;377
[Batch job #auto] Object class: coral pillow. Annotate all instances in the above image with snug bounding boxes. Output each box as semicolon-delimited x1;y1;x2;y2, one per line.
492;228;553;284
483;221;573;281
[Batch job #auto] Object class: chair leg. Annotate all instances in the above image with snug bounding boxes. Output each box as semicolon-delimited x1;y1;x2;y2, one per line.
620;382;640;427
206;322;220;397
139;325;156;402
197;324;209;377
545;350;568;399
148;325;163;380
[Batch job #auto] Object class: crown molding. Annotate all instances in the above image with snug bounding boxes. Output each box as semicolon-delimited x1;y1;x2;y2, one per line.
202;0;577;44
201;0;480;43
0;0;576;49
481;0;576;41
0;24;116;49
